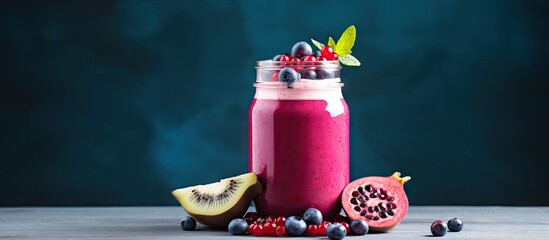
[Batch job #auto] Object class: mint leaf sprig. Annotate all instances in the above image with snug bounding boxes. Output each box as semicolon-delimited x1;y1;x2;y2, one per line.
311;25;361;66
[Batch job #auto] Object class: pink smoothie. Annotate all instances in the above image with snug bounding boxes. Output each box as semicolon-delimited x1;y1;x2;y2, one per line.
249;94;350;219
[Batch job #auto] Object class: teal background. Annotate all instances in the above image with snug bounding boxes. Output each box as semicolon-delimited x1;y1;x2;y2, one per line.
1;0;548;206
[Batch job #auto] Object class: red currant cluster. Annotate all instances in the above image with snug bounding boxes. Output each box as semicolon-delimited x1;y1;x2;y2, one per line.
276;45;338;63
243;212;350;237
278;53;323;63
320;45;338;61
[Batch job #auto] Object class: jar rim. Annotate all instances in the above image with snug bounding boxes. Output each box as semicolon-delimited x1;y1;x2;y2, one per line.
255;60;341;70
254;81;343;88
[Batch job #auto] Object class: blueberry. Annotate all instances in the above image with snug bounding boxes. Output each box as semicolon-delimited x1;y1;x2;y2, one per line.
284;216;307;236
313;50;321;57
278;67;300;88
228;218;248;235
431;220;448;236
326;223;347;240
272;54;282;61
298;70;316;80
180;216;196;231
291;41;313;59
350;220;369;235
447;218;463;232
316;69;335;79
302;208;323;225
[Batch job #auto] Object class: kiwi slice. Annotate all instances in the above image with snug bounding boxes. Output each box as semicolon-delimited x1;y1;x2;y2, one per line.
172;172;262;229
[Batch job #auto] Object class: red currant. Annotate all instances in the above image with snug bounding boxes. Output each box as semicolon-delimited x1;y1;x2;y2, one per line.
263;222;277;236
256;217;266;224
291;57;300;63
252;224;265;236
318;221;331;235
266;216;276;222
279;55;291;61
306;224;319;236
275;216;286;226
302;55;316;62
321;45;338;60
248;223;256;235
275;226;286;236
316;56;327;61
271;71;280;81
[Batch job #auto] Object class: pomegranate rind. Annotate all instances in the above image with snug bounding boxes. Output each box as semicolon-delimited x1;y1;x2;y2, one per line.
341;172;410;232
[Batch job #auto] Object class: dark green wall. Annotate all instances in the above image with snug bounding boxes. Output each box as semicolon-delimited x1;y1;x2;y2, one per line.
1;0;548;206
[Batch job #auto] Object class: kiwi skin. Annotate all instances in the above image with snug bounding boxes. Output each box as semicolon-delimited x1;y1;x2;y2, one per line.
187;182;263;229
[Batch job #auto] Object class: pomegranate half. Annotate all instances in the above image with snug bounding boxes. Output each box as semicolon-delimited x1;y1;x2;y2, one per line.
341;172;411;232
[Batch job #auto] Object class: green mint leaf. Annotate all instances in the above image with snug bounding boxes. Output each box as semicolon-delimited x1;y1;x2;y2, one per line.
339;54;361;66
335;48;352;56
335;25;356;56
313;25;362;67
328;37;336;49
310;38;324;50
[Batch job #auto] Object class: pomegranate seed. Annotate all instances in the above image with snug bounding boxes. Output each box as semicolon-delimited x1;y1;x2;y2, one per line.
275;226;286;236
279;55;291;61
266;216;276;222
318;221;331;235
252;224;265;236
275;216;286;226
339;222;350;234
302;55;316;62
306;224;319;236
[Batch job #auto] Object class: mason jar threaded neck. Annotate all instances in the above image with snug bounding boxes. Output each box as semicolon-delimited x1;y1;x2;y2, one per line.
255;60;342;84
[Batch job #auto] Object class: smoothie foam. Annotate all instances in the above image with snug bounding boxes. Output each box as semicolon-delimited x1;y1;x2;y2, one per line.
253;80;345;117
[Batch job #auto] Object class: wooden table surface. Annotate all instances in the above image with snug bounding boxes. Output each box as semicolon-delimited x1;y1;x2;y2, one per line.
1;206;547;239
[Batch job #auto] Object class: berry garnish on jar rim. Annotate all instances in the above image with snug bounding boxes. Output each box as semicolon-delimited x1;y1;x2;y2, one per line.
311;25;361;66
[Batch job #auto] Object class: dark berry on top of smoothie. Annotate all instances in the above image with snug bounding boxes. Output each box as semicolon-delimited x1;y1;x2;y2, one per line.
313;50;322;57
291;41;313;59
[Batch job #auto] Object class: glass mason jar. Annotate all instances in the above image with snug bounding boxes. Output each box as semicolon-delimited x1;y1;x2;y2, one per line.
249;60;350;220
